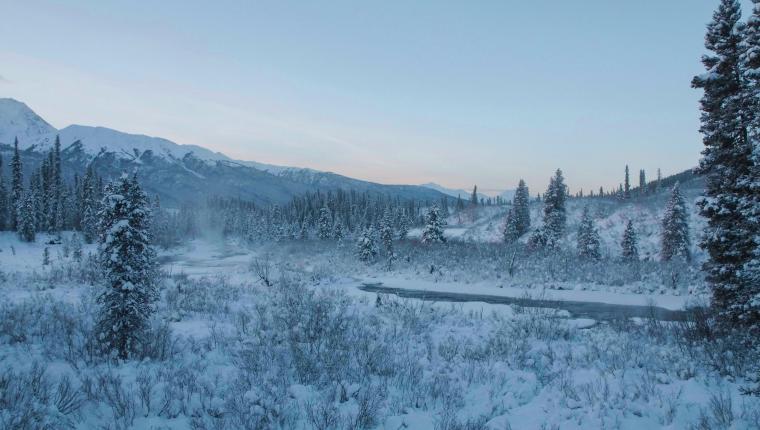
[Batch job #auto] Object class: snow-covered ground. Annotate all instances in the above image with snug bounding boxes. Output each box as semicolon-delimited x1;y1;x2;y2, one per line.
1;233;758;429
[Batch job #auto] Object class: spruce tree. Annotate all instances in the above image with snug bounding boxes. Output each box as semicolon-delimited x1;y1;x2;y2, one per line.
333;216;345;241
503;208;519;243
624;165;631;199
421;204;446;243
397;215;409;240
661;183;691;262
542;169;567;247
577;207;601;259
94;174;157;359
379;209;394;253
10;138;23;231
639;169;646;196
0;154;6;230
694;0;759;329
621;220;639;260
81;166;100;243
317;206;332;240
17;192;36;242
513;179;531;237
356;227;377;262
470;185;478;206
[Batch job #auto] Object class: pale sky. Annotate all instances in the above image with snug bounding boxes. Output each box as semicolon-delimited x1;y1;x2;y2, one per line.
0;0;751;194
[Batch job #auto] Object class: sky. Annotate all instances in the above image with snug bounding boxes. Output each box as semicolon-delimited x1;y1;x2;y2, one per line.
0;0;753;195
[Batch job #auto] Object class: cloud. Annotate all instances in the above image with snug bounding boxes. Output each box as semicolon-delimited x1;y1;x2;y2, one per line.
0;74;9;83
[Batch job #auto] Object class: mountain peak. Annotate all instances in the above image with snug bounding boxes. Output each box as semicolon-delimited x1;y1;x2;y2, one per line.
0;98;57;147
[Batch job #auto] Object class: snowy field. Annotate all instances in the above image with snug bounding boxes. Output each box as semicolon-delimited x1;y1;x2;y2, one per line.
1;232;759;429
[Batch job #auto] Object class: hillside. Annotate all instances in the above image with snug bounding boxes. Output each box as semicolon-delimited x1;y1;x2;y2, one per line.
0;98;445;206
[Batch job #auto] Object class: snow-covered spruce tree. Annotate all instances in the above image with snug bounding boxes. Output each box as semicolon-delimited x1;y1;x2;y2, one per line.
542;169;567;247
639;169;646;196
10;138;23;231
694;0;760;330
94;174;158;360
356;227;377;262
577;207;601;260
380;209;394;254
527;227;548;250
421;204;446;244
621;220;639;260
513;179;531;237
333;216;345;241
470;185;478;206
380;211;396;269
661;183;691;262
17;192;36;242
503;208;519;243
737;0;760;332
81;166;100;244
0;154;6;230
624;165;631;199
317;206;332;240
397;215;409;240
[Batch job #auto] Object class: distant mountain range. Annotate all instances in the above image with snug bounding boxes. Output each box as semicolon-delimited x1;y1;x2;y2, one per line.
0;98;445;206
420;182;515;202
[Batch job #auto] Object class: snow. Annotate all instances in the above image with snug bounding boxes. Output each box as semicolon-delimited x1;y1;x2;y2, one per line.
0;98;57;147
0;98;313;177
2;233;759;429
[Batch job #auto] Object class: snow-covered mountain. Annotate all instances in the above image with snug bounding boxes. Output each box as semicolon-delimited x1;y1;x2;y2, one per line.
420;182;508;202
0;98;445;206
0;98;57;148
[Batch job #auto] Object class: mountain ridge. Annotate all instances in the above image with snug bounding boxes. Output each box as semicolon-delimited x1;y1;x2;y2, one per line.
0;98;445;206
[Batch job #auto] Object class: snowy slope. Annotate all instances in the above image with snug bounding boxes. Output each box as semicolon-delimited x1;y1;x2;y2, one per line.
0;98;445;205
0;98;57;148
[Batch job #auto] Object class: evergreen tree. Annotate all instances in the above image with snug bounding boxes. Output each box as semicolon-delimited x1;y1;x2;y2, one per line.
10;138;23;231
317;206;332;240
656;169;662;193
639;169;646;196
542;169;567;247
42;247;50;266
577;207;601;259
470;185;478;206
81;166;100;243
624;165;631;199
421;204;446;243
661;183;691;262
694;0;759;329
397;215;409;240
0;154;6;230
513;179;531;237
94;174;158;359
621;220;639;260
356;227;377;262
502;208;519;243
333;216;345;241
50;136;63;232
379;209;394;254
17;192;36;242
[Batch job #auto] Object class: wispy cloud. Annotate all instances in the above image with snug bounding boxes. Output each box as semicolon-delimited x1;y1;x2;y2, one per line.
0;74;9;83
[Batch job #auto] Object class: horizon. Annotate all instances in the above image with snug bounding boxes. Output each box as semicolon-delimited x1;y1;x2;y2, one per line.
1;0;751;194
